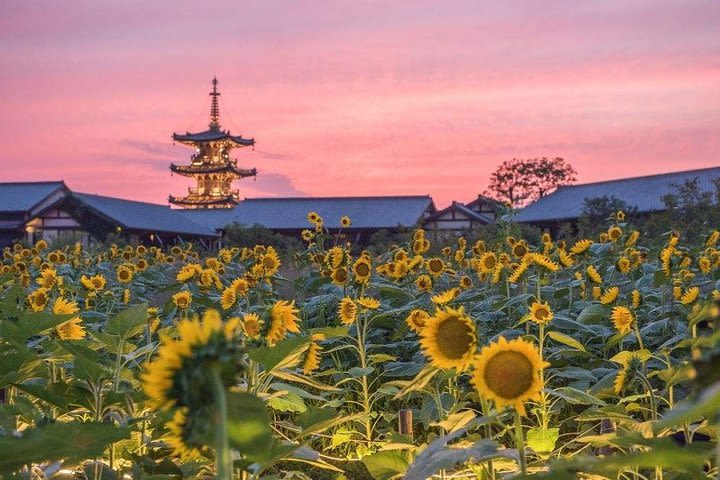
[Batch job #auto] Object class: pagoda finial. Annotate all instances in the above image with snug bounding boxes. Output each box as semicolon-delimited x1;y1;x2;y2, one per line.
209;77;221;130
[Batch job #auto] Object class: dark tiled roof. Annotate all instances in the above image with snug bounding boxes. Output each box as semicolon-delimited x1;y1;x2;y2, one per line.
73;193;218;237
465;195;503;210
452;202;495;223
0;181;66;213
180;196;435;231
172;128;254;146
0;220;24;230
425;201;495;224
514;166;720;223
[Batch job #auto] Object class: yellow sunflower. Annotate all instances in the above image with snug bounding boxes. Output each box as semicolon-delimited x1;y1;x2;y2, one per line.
413;238;430;255
198;268;218;289
491;264;504;284
28;288;50;312
613;351;645;394
698;257;711;274
241;313;263;339
352;257;372;283
599;287;619;305
331;267;349;286
116;264;134;283
570;239;593;255
303;333;325;375
340;216;352;228
420;306;476;371
471;336;549;416
459;275;473;290
680;287;700;305
478;252;497;273
260;248;281;277
611;306;634;334
173;290;192;310
508;260;530;283
356;296;380;309
37;268;60;289
338;297;357;325
176;264;200;282
586;265;602;284
617;257;631;274
529;253;560;272
231;278;249;297
625;230;640;246
90;274;107;290
307;211;321;225
148;307;161;333
431;288;458;305
301;229;314;242
426;257;445;277
415;274;433;292
406;309;429;333
80;275;93;290
558;249;575;267
266;300;301;346
220;287;236;310
512;242;528;258
706;230;720;247
142;309;241;410
608;226;623;241
472;239;486;255
164;407;201;458
529;301;553;325
53;297;85;340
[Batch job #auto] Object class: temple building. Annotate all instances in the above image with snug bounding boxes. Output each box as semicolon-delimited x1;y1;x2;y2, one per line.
0;181;219;249
169;78;256;209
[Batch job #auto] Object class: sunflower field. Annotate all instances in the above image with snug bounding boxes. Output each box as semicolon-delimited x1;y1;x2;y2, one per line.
1;211;720;480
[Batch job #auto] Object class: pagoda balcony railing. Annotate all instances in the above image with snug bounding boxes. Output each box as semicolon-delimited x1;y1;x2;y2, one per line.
186;188;240;199
189;154;238;165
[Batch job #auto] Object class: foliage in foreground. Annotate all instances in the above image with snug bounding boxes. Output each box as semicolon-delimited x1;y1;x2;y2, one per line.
0;211;719;479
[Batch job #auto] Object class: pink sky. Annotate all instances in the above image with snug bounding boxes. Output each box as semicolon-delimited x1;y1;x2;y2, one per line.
1;0;719;208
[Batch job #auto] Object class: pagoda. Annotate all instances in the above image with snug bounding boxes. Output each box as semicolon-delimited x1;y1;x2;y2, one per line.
169;78;256;209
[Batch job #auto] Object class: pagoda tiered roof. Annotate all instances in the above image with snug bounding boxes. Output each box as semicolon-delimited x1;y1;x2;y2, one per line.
170;163;257;177
172;127;255;146
168;193;239;208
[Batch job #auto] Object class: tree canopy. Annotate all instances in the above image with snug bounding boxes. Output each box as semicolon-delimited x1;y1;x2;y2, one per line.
485;157;577;207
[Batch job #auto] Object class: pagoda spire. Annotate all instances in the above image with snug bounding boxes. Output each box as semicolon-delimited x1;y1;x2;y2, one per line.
169;78;257;209
209;77;221;130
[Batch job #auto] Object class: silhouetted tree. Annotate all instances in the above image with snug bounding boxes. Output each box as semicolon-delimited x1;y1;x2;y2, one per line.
485;157;577;207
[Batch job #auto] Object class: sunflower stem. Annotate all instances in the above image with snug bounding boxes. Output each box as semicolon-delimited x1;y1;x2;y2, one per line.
479;397;496;480
538;322;549;430
355;313;373;446
633;322;645;351
514;409;527;475
211;364;232;480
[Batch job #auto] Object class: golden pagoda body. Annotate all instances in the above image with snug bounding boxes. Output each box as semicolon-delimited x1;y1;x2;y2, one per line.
169;78;256;209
